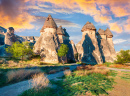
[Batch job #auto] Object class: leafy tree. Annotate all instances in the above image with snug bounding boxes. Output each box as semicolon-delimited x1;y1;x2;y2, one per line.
114;50;130;64
6;41;33;61
57;44;69;65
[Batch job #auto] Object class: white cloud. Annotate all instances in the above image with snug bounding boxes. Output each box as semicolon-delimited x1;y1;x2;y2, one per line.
70;35;82;44
27;6;54;14
113;39;127;44
38;4;51;8
33;16;81;28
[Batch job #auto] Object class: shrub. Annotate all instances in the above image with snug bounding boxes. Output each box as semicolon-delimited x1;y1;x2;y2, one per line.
115;50;130;64
64;70;71;76
6;41;33;61
57;44;69;65
6;69;41;82
31;73;49;90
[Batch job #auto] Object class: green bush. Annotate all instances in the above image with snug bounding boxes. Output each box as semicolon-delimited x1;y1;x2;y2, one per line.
6;41;33;61
114;50;130;64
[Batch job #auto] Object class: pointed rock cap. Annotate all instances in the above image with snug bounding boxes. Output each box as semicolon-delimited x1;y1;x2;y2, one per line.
97;28;105;35
40;14;57;32
81;21;96;32
63;28;70;37
104;28;113;38
70;40;75;44
57;26;65;35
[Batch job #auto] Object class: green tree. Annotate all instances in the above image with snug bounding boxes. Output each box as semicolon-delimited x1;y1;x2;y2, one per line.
57;44;69;65
114;50;130;64
6;41;33;61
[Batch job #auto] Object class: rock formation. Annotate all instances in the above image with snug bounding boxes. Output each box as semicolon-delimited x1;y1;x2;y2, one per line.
34;15;75;63
57;26;65;43
76;21;103;64
0;26;6;45
70;40;77;55
97;28;116;62
34;15;59;63
4;27;18;46
62;28;75;62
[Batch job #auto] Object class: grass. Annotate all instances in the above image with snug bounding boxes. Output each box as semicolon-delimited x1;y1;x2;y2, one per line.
0;64;69;88
19;66;115;96
120;72;130;81
6;69;41;82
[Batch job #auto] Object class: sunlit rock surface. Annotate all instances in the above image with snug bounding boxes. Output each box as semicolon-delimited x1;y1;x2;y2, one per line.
76;22;103;64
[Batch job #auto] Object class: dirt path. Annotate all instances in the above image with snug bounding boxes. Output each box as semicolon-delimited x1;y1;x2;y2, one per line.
107;71;130;96
106;67;130;72
0;64;78;96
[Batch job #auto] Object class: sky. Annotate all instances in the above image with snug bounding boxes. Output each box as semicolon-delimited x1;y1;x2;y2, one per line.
0;0;130;51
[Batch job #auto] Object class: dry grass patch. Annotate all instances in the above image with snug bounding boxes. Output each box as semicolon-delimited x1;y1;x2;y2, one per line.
74;66;110;76
6;69;41;82
109;64;130;69
31;73;49;90
64;70;71;76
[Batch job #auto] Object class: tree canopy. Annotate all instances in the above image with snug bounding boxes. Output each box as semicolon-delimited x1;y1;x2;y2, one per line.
6;41;33;60
57;44;69;64
114;50;130;64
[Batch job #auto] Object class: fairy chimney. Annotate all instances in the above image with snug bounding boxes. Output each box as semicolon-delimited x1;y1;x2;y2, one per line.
4;27;17;46
57;26;65;43
76;21;103;64
105;28;116;61
34;15;59;63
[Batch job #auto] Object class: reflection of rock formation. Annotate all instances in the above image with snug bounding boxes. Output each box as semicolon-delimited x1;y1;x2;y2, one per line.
76;22;103;64
34;15;59;63
97;28;116;62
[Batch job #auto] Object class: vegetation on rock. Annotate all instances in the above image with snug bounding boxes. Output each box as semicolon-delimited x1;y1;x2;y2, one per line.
57;44;69;65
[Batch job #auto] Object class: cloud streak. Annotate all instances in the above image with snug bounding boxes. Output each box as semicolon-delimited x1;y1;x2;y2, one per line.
33;16;81;28
113;39;127;45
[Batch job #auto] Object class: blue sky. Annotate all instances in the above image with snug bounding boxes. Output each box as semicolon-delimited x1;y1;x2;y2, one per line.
0;0;130;51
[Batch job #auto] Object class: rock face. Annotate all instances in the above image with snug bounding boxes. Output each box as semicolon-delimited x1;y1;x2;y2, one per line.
97;28;116;62
34;15;59;63
34;15;75;63
0;26;6;45
57;26;75;62
70;40;77;55
4;27;18;46
76;22;103;64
